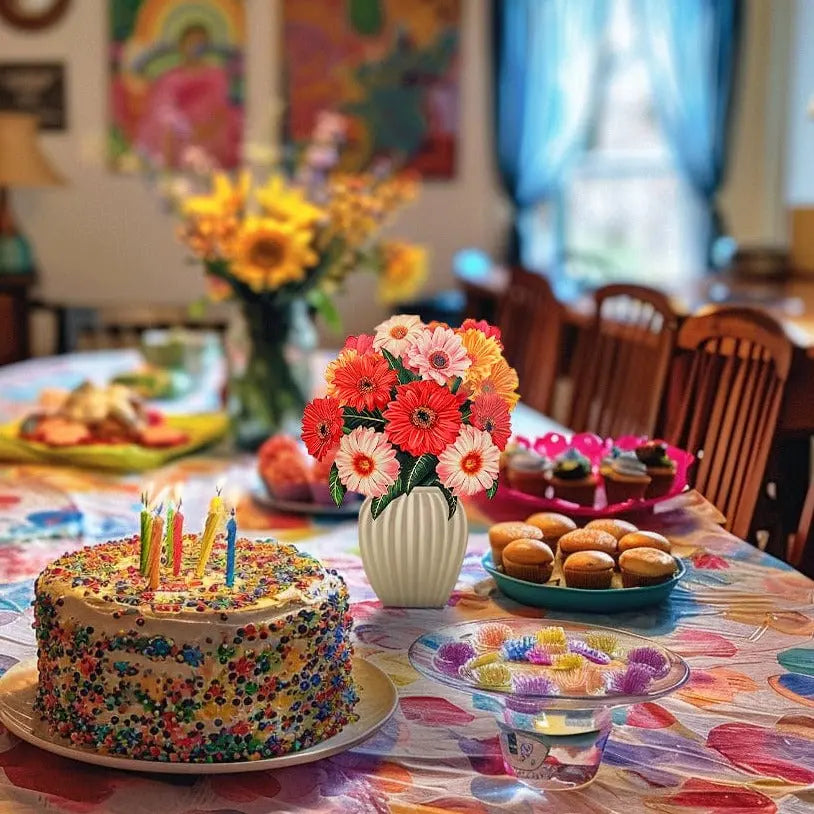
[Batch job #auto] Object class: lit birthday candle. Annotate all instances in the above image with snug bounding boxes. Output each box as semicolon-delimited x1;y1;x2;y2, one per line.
196;483;224;578
225;507;237;588
139;491;152;576
148;505;164;590
172;495;184;577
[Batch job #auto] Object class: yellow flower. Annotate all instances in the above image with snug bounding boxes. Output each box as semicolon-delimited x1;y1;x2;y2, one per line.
183;170;250;218
324;348;357;395
378;241;427;304
256;174;325;226
472;358;520;411
228;216;318;292
459;329;502;382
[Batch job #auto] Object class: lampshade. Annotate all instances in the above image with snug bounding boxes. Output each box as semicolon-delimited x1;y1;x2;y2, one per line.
0;112;64;187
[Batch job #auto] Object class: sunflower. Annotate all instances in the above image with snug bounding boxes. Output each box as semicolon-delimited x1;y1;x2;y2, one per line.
472;358;520;411
183;170;250;218
378;242;428;305
256;174;325;226
228;217;318;292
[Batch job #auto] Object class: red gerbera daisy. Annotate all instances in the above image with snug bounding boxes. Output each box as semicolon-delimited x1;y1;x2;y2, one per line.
460;318;503;346
332;353;397;412
301;396;344;461
383;380;462;456
343;333;375;355
470;393;512;451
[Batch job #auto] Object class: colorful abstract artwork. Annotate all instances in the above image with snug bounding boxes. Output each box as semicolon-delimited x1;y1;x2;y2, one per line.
282;0;461;178
108;0;245;172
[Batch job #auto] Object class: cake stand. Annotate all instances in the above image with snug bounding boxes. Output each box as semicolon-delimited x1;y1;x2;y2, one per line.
0;658;396;774
408;618;689;791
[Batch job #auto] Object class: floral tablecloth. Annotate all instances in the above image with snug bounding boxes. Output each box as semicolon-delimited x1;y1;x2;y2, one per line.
0;353;813;813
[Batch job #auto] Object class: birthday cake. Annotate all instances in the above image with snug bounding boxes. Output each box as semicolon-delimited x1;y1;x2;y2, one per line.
33;535;358;763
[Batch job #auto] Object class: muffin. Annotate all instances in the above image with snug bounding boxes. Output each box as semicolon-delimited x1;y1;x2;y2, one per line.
524;512;577;555
562;551;615;589
260;448;312;502
501;539;555;584
488;522;544;567
506;450;550;497
600;448;651;504
635;441;677;498
619;547;677;587
618;530;672;555
585;518;638;541
549;449;597;506
558;528;618;559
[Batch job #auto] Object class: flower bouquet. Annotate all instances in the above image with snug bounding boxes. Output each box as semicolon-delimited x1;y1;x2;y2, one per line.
301;314;520;606
169;113;425;448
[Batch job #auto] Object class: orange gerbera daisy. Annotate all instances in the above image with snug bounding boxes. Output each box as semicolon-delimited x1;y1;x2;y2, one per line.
459;329;503;382
383;380;462;456
473;358;520;411
331;353;397;412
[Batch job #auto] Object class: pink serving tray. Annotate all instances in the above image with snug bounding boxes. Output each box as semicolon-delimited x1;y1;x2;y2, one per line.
475;432;694;521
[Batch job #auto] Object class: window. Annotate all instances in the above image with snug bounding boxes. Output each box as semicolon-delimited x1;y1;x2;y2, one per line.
527;0;703;291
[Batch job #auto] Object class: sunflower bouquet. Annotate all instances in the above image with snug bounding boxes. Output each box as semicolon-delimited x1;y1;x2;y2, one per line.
301;315;520;519
168;112;426;447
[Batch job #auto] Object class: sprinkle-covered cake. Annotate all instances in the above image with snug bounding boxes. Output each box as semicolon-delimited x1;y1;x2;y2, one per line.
33;535;358;763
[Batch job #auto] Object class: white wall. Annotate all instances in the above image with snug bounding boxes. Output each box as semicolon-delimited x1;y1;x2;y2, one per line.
0;0;506;338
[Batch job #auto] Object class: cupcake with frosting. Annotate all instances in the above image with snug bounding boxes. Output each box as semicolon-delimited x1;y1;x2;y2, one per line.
635;441;677;498
549;449;597;506
601;447;651;504
506;449;550;497
260;448;312;502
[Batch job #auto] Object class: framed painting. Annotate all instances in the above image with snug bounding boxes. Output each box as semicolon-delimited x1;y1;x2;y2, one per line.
282;0;461;178
108;0;245;172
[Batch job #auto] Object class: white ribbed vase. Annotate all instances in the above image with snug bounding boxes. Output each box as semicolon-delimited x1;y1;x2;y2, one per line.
358;486;468;608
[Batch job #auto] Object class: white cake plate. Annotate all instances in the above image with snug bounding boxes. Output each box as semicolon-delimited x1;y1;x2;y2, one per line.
0;658;396;774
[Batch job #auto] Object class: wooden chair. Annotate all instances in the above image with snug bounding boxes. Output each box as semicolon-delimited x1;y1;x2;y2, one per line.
791;483;814;577
496;267;562;414
664;306;793;540
567;284;678;437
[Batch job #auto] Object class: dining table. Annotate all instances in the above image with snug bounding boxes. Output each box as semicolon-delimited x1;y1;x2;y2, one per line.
0;349;813;813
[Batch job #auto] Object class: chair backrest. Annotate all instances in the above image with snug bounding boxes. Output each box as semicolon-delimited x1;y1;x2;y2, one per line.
665;306;793;540
497;267;561;414
568;284;678;438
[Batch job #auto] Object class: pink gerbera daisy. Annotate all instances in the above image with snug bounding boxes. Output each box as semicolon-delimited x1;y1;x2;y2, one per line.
406;326;471;386
373;314;424;358
459;318;503;346
437;425;500;497
344;333;375;355
335;427;400;497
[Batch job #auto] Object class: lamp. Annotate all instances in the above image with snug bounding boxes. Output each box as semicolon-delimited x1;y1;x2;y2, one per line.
0;112;64;276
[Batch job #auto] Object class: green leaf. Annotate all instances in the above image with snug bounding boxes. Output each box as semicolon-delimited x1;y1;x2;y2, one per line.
343;407;386;430
450;376;462;394
486;478;499;499
381;348;420;384
329;463;347;507
437;485;458;520
307;288;342;334
370;478;403;520
404;454;437;494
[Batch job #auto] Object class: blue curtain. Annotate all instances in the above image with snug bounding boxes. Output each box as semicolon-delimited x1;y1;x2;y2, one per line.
493;0;608;266
636;0;743;264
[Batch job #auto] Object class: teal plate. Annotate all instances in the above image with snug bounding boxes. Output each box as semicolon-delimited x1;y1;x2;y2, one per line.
482;552;687;612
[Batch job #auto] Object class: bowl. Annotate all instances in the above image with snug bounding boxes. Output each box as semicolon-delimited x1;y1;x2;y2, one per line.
482;551;686;612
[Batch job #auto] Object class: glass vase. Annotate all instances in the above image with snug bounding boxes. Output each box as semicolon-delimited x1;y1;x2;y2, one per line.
227;298;316;450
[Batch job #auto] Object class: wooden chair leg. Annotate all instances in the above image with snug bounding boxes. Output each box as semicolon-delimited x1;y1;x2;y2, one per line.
790;478;814;573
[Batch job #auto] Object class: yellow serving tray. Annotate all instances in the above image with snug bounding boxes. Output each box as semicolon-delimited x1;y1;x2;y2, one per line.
0;413;229;472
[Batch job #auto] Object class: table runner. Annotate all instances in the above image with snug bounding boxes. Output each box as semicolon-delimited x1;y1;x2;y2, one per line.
0;355;812;812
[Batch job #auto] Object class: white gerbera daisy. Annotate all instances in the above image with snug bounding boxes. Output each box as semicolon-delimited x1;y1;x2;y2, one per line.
373;314;424;358
335;427;400;497
437;425;500;497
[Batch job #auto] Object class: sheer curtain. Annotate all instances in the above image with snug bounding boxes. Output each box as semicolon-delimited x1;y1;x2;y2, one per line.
493;0;608;266
636;0;743;264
